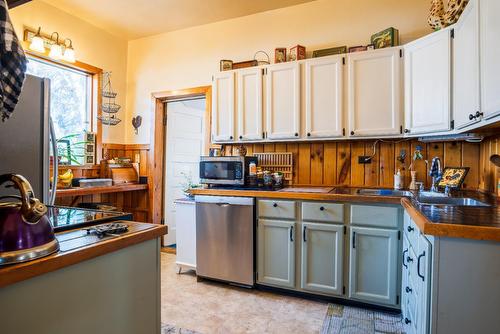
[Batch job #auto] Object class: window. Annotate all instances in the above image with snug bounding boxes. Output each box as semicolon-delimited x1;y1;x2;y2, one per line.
26;57;94;165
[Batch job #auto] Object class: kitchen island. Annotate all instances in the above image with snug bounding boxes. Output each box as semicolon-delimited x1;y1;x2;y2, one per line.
0;221;167;334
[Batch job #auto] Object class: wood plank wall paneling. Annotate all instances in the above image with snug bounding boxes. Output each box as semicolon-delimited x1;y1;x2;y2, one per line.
226;139;484;190
479;135;499;193
54;144;151;222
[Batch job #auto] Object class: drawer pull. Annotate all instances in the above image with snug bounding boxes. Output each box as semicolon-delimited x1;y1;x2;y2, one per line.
319;206;325;211
303;226;307;242
406;286;412;293
406;256;413;263
405;318;411;325
402;249;408;269
407;226;414;232
289;226;294;242
273;203;278;208
417;251;426;281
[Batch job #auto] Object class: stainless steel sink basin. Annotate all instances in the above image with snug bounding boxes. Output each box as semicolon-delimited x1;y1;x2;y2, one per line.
357;189;413;197
416;196;491;207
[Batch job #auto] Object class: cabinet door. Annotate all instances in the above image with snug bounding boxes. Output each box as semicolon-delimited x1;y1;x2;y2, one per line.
480;0;500;119
257;219;295;288
349;226;399;306
212;71;235;142
265;63;300;140
305;56;344;138
300;222;343;295
416;234;432;334
401;234;410;320
454;0;481;129
347;48;402;137
404;29;451;134
237;67;263;141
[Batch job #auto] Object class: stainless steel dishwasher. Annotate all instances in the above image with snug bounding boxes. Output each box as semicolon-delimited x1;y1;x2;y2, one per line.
195;195;254;287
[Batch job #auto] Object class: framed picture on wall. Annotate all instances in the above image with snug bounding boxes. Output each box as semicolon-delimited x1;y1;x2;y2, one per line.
274;48;287;63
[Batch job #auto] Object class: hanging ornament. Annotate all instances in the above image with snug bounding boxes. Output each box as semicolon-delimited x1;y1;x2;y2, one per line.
132;115;142;135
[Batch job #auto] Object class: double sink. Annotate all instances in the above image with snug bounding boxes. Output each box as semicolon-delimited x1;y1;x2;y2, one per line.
357;188;491;207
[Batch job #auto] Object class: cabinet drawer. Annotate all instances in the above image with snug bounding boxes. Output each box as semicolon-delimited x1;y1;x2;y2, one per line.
258;200;296;219
404;214;419;248
350;205;400;228
301;202;344;223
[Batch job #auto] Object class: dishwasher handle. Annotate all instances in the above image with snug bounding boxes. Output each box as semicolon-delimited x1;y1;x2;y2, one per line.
216;202;230;207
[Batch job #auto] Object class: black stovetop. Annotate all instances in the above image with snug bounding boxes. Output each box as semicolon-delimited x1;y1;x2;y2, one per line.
47;206;132;232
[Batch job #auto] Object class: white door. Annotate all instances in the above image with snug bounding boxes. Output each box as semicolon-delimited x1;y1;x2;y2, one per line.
257;219;295;288
349;226;399;306
300;222;344;295
163;99;205;246
265;62;300;140
212;72;235;142
305;56;344;138
347;48;402;137
480;0;500;120
404;29;451;134
237;67;263;141
454;0;481;129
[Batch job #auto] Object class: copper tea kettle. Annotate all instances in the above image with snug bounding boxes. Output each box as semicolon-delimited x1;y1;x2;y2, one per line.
0;174;59;265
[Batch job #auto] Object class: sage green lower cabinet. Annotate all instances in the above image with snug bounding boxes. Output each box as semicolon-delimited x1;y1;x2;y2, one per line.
300;222;344;295
257;219;295;288
349;226;399;306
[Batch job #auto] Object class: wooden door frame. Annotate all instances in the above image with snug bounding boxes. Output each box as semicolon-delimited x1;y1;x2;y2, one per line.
148;86;212;225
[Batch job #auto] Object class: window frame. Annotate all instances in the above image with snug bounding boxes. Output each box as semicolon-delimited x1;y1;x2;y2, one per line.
26;51;103;165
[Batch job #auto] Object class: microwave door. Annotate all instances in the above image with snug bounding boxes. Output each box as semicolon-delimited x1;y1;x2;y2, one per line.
200;161;243;185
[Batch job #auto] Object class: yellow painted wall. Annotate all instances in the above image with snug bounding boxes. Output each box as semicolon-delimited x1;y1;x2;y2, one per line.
9;0;128;143
125;0;431;144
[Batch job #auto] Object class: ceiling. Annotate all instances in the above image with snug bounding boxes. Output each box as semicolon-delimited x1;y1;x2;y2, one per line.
41;0;315;40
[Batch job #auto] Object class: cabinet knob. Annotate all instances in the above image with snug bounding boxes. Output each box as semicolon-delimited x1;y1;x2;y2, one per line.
229;136;233;140
404;128;410;134
407;256;413;263
475;111;483;118
307;133;311;137
273;203;278;208
294;133;299;137
239;135;243;139
407;226;414;232
406;286;413;293
469;114;475;121
319;206;325;211
350;131;355;136
405;318;411;325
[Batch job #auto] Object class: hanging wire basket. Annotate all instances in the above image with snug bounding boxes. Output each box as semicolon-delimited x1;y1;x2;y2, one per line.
98;115;121;126
102;103;121;113
102;91;117;99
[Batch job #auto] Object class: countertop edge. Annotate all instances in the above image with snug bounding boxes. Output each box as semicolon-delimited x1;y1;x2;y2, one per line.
189;188;402;204
0;222;167;288
401;198;500;242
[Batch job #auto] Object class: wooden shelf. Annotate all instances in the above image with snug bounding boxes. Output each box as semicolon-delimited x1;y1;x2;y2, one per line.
56;184;148;198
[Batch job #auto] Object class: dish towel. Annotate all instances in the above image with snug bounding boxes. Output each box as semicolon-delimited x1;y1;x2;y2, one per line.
0;0;27;121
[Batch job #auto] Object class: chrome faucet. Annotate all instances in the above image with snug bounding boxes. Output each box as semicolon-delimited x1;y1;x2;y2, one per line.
429;157;442;192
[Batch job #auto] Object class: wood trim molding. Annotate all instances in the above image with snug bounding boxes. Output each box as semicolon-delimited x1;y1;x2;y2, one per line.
149;86;212;224
6;0;31;9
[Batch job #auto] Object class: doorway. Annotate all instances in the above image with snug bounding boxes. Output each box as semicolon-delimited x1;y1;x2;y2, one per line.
163;98;205;246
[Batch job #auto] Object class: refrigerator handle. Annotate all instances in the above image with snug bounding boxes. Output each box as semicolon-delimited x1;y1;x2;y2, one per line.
49;116;58;206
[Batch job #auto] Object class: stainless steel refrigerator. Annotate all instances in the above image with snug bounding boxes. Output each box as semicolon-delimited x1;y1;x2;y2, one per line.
0;74;57;204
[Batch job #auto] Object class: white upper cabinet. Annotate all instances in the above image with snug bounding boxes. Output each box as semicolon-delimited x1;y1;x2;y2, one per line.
304;56;344;138
480;0;500;120
265;62;300;140
454;0;481;130
347;48;402;137
212;71;235;142
404;29;452;135
237;67;263;141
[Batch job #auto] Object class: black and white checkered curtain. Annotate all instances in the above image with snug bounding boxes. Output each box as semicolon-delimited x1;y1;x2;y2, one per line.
0;0;27;121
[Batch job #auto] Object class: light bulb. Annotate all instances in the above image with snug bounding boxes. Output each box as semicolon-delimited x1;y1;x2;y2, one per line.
29;28;45;53
49;43;62;60
63;47;75;63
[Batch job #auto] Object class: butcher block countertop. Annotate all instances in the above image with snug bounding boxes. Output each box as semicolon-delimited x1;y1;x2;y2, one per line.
190;187;500;242
0;221;167;288
189;187;403;204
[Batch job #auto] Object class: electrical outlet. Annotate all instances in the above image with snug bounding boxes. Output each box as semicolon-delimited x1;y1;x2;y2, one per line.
358;156;372;164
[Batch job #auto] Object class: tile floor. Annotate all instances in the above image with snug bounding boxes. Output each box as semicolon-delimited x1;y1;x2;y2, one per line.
160;253;405;334
160;253;327;333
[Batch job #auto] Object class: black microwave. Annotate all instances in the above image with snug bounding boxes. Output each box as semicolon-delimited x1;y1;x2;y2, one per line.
199;156;257;186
